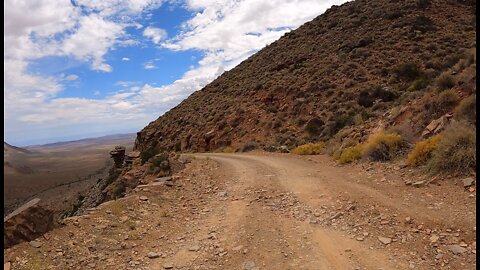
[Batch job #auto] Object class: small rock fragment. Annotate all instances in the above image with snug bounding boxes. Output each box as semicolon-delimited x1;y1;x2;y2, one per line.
463;177;475;188
147;252;160;258
412;181;425;188
188;245;201;252
29;240;43;248
378;236;392;245
430;234;439;243
163;262;174;269
447;244;467;254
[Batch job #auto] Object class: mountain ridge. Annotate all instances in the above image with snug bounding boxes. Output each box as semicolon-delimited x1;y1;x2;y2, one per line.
134;0;476;156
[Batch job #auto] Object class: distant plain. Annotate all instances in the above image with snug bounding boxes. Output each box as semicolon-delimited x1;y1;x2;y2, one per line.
4;134;135;215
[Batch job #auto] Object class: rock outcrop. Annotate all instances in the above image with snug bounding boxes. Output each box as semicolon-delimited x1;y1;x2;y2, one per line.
421;114;453;138
4;198;54;248
109;146;126;168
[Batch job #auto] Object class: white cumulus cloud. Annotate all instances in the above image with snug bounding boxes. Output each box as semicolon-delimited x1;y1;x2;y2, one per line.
143;26;168;44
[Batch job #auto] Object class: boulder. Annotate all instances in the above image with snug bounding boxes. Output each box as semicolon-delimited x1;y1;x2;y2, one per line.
124;151;141;166
421;114;452;138
4;198;54;248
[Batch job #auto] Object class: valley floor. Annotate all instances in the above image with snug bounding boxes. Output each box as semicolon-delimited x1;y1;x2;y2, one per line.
4;152;476;269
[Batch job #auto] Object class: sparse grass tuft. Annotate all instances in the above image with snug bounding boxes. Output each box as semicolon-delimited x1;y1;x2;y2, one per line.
125;220;136;230
107;200;124;216
407;135;442;166
291;143;324;155
428;123;476;174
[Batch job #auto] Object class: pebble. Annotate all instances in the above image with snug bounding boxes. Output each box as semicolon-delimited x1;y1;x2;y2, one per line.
232;245;244;251
163;262;174;269
29;240;43;248
242;260;258;270
430;235;439;243
189;245;201;252
147;252;160;258
139;196;149;201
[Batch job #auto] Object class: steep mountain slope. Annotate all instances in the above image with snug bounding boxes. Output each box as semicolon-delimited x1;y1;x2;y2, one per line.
135;0;476;155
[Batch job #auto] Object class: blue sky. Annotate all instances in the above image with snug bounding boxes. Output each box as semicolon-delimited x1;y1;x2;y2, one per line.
4;0;348;146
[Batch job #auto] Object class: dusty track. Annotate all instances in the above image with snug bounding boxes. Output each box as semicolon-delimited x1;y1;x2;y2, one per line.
4;152;476;270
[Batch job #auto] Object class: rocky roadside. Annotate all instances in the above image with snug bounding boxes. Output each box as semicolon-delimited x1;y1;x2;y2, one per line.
3;153;476;270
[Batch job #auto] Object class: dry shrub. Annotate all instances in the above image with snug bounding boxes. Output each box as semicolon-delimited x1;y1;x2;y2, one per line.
291;143;324;155
222;146;235;153
407;135;442;166
338;145;363;164
437;89;460;107
362;131;404;161
428;123;476;174
436;72;456;90
454;95;476;124
240;141;258;152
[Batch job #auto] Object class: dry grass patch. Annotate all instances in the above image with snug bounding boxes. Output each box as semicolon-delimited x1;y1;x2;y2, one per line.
337;145;363;164
362;131;404;161
222;146;235;153
291;143;324;155
106;200;124;216
407;135;442;166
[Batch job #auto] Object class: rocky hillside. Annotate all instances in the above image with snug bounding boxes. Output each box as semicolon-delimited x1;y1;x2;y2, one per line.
135;0;476;157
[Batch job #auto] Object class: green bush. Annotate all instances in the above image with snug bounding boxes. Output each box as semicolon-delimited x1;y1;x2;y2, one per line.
140;147;158;164
416;0;431;8
111;180;127;199
412;15;435;33
393;63;422;81
150;153;170;171
407;77;431;91
358;86;399;107
428;123;476;174
304;118;324;136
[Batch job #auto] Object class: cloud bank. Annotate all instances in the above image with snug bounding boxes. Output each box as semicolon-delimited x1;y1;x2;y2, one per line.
4;0;348;145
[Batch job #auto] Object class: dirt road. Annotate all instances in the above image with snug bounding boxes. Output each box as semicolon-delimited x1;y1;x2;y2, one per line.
4;152;476;270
